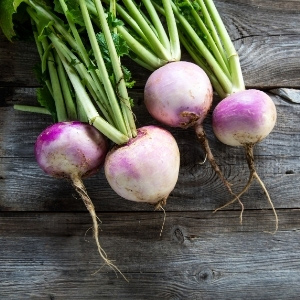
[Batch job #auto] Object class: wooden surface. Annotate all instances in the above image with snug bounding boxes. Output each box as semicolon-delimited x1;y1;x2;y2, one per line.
1;1;300;299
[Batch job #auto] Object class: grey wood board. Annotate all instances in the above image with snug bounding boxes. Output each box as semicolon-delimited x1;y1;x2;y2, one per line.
0;210;300;300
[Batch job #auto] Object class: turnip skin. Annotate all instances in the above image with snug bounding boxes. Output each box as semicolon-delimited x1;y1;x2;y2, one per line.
212;89;277;147
104;125;180;205
144;61;213;128
35;121;108;179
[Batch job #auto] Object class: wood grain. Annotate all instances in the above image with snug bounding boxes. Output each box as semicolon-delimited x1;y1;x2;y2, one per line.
0;210;300;299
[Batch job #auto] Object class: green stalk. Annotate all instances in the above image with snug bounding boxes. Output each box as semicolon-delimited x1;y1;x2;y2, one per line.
170;2;232;95
14;105;52;115
93;0;137;138
161;0;180;60
111;1;152;47
89;0;179;67
49;33;115;126
142;0;171;51
76;94;89;123
204;0;245;93
109;0;117;34
111;24;167;69
54;51;78;120
43;45;67;122
28;0;79;53
86;2;167;69
58;0;107;102
56;47;129;145
34;28;67;121
28;9;53;97
185;0;230;78
196;0;229;70
58;0;90;67
78;0;128;136
121;0;172;61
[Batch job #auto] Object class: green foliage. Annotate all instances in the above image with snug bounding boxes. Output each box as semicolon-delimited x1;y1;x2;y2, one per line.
96;31;135;90
37;85;57;122
54;0;85;26
107;12;124;28
175;0;208;43
0;0;52;41
33;62;49;83
0;0;28;41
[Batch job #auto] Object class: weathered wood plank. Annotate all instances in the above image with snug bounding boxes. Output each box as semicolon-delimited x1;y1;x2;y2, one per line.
0;210;299;300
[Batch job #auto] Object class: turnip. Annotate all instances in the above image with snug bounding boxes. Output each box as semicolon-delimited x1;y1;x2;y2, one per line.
212;90;278;228
34;121;115;268
144;60;233;193
105;125;180;208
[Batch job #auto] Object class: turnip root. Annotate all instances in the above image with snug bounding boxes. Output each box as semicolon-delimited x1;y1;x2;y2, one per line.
212;89;278;230
104;125;180;209
144;61;232;193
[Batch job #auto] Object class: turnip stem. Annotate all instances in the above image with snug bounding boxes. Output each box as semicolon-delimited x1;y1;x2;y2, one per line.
14;105;52;115
58;0;90;67
161;0;180;61
40;42;67;122
31;25;53;98
142;0;171;51
168;2;233;95
115;26;166;69
78;0;129;136
57;0;109;117
203;0;245;93
86;0;175;69
49;33;114;125
196;0;229;69
184;0;230;78
93;0;137;138
56;47;129;145
76;94;89;123
122;0;171;61
28;0;79;54
54;51;78;120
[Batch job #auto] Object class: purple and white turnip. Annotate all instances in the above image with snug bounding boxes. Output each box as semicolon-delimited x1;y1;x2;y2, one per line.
144;61;232;193
212;89;278;229
34;121;118;269
105;125;180;208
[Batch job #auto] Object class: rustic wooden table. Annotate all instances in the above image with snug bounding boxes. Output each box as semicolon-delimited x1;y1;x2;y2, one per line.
1;1;300;299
